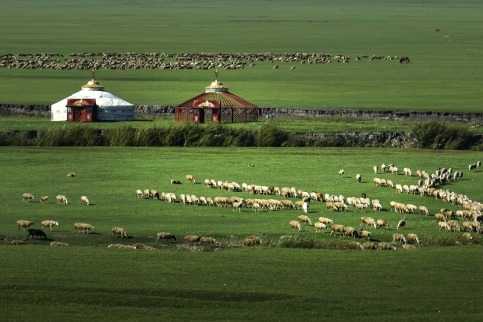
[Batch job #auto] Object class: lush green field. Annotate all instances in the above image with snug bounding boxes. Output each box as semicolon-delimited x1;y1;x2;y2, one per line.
1;0;482;110
1;147;482;320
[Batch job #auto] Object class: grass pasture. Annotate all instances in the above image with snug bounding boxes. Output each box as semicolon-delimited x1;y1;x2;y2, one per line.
0;147;482;321
0;0;482;110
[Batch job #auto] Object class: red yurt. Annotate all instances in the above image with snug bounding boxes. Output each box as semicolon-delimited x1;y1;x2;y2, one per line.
175;74;258;124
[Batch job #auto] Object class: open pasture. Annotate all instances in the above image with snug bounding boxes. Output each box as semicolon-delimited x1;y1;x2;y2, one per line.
1;0;482;110
1;147;482;320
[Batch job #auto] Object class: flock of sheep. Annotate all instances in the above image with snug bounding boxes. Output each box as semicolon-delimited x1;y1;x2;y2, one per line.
8;159;482;251
0;52;403;71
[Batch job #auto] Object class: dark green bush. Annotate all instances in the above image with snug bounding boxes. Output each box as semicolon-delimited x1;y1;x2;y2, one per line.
411;121;473;150
256;123;289;147
37;125;104;146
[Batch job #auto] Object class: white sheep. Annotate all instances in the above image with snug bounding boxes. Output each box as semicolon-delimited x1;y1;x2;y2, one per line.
50;241;68;247
392;233;406;244
11;240;26;246
66;171;76;177
41;220;59;231
376;219;389;229
56;195;68;204
22;193;35;201
156;232;177;242
16;220;34;231
418;205;430;215
338;169;345;177
40;195;48;204
74;222;95;234
80;196;90;205
242;236;262;246
356;173;361;183
112;227;128;238
462;232;473;241
289;220;302;232
438;221;451;231
330;224;346;236
406;233;420;245
199;236;217;245
184;235;201;243
136;189;144;198
185;174;196;183
373;165;378;174
359;230;372;240
314;222;327;233
318;217;333;225
402;244;416;250
297;215;313;225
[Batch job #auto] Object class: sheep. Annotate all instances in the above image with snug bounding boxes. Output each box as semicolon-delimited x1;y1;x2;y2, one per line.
356;174;361;183
396;218;407;230
80;196;90;205
74;222;95;234
373;165;378;174
338;169;345;177
376;219;389;229
377;242;396;251
402;244;416;250
406;233;420;245
41;220;59;231
289;220;302;232
242;236;262;246
418;205;430;216
344;226;358;238
360;216;376;228
403;167;412;176
371;199;383;211
462;232;473;241
406;204;417;214
438;221;451;231
330;224;346;236
133;243;157;250
362;242;377;250
10;240;26;245
184;235;201;243
16;220;34;231
156;232;176;243
150;190;160;200
50;241;68;247
66;171;76;177
22;193;35;201
170;179;181;184
434;213;446;222
447;220;461;232
314;222;327;233
318;217;333;225
112;227;128;238
232;200;244;212
199;236;217;245
27;228;47;240
56;195;68;204
298;215;313;225
463;221;480;232
359;230;372;240
185;174;196;183
392;233;406;244
40;195;48;204
143;189;151;199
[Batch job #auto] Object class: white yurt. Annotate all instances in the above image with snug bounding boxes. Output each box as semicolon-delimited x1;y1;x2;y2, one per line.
51;76;134;122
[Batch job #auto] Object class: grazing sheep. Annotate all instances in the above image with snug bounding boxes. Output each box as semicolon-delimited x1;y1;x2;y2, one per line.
199;236;217;245
318;217;333;225
356;174;361;183
330;224;346;236
289;220;302;232
112;227;128;238
377;242;396;251
80;196;90;205
406;233;420;245
418;206;430;216
360;216;377;228
438;221;451;231
402;244;416;250
41;220;59;231
27;228;47;240
396;218;407;230
185;174;196;183
170;179;181;184
242;236;262;246
156;232;176;243
66;171;76;177
298;215;313;225
392;233;406;244
143;189;151;199
314;222;327;233
50;241;68;247
462;232;473;241
344;226;358;238
361;242;377;250
40;195;48;204
22;193;35;201
56;195;68;204
376;219;389;229
11;240;26;245
232;201;244;212
338;169;345;177
403;167;412;176
16;220;34;231
463;221;480;232
447;220;461;232
359;230;372;240
184;235;201;243
74;222;95;234
434;213;446;222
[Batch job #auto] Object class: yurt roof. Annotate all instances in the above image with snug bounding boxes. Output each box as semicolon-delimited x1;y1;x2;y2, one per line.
51;78;133;108
176;73;257;108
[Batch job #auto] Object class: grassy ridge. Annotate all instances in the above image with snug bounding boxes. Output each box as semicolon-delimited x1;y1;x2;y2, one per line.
0;0;482;110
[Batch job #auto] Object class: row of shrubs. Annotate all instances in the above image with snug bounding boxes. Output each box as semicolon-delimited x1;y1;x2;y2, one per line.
0;121;481;150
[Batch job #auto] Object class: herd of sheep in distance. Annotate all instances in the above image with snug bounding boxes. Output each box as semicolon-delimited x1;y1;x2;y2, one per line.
8;160;482;251
0;52;407;71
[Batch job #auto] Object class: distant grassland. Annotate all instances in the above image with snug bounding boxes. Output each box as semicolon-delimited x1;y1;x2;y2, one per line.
0;0;482;111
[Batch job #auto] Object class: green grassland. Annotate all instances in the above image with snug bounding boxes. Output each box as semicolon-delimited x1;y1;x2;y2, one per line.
0;147;482;320
0;0;482;110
